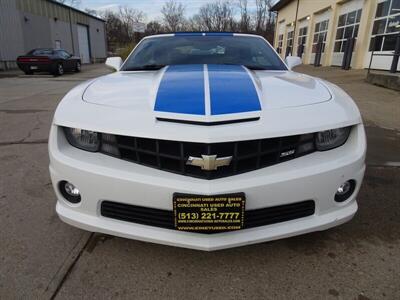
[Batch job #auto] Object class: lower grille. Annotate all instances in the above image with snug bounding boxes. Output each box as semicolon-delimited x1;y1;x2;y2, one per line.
101;200;315;233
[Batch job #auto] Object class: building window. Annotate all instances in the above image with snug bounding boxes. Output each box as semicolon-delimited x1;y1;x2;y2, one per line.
369;0;400;51
312;20;329;53
286;30;294;55
297;26;308;56
277;34;284;53
334;9;362;53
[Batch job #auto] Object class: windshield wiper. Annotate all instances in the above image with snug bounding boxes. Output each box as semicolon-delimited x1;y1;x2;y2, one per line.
125;64;269;71
124;64;166;71
243;65;269;70
220;63;269;70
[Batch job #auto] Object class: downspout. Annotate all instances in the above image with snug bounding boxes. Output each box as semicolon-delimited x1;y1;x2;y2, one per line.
274;12;279;48
0;47;3;70
68;7;75;54
103;21;108;58
292;0;300;56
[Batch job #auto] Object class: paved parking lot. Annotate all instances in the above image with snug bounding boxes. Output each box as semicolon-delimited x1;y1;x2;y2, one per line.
0;65;399;299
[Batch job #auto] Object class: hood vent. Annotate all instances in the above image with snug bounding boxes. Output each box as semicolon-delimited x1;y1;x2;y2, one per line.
156;117;260;126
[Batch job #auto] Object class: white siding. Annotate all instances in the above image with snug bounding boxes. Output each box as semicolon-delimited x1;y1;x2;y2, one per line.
0;0;25;63
0;0;107;69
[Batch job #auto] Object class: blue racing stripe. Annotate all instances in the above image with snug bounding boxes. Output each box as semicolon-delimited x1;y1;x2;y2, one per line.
208;64;261;115
154;65;205;115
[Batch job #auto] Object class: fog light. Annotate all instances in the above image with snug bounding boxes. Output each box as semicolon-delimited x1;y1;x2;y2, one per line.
335;180;356;202
59;181;81;203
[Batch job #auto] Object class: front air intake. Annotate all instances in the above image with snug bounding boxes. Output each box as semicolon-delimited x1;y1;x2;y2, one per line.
101;200;316;233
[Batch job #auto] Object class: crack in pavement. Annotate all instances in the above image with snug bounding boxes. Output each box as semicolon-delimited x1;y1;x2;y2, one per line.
0;84;71;105
368;164;400;168
0;109;50;114
0;114;47;146
0;139;48;146
43;232;94;300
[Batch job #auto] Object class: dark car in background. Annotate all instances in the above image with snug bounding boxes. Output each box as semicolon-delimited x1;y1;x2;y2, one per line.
17;48;81;76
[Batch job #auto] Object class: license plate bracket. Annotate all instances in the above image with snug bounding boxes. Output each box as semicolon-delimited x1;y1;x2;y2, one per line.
173;193;245;233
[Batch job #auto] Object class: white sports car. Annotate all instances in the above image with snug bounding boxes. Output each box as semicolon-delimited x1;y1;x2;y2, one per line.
49;33;366;251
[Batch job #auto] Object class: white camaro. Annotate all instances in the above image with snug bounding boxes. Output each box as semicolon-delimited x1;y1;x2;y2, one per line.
49;33;366;251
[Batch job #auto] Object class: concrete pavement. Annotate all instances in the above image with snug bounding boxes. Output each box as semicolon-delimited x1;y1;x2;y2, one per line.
0;64;399;299
0;65;110;299
295;65;400;130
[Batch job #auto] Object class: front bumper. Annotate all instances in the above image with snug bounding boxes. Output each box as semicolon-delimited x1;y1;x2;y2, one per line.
49;125;366;251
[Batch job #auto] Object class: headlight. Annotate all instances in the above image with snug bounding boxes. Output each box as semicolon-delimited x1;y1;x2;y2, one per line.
63;127;100;152
315;127;351;151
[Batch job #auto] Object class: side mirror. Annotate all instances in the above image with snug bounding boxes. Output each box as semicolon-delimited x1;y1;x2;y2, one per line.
105;57;123;71
285;56;302;70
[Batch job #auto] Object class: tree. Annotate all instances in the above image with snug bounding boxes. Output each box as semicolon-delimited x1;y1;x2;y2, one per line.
100;0;276;52
161;0;186;32
84;8;98;17
255;0;267;33
119;6;146;39
187;15;205;31
102;11;127;50
196;0;235;32
100;6;146;52
145;21;164;35
237;0;250;32
254;0;276;42
255;0;275;32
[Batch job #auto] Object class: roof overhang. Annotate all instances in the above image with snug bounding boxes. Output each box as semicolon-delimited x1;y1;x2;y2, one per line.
271;0;295;12
47;0;105;22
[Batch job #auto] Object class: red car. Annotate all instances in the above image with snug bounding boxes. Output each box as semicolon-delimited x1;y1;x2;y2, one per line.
17;48;81;76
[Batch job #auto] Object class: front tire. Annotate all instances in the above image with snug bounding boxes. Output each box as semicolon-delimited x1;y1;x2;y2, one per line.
54;63;64;76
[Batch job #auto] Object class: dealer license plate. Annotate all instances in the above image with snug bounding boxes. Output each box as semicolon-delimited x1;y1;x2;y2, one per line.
30;66;38;70
173;193;245;233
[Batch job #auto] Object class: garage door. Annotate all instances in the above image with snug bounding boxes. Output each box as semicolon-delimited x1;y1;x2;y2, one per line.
309;9;332;65
331;0;363;67
77;24;90;64
364;0;400;70
276;22;285;57
297;18;310;62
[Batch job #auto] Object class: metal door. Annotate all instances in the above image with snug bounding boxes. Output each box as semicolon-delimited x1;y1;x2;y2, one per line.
77;24;90;64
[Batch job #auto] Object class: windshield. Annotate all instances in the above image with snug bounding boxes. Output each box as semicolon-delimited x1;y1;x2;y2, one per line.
121;35;287;71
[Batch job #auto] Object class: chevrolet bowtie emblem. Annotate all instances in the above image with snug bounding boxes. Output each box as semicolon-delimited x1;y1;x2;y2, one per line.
186;155;232;171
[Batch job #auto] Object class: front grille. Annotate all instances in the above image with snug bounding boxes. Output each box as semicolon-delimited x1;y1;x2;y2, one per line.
100;133;316;180
100;200;316;233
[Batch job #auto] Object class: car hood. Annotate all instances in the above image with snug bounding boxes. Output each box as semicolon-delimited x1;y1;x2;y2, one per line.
55;65;361;143
82;64;331;123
